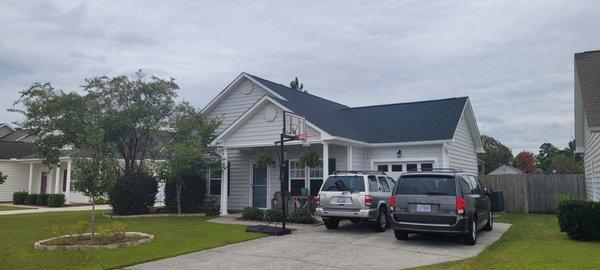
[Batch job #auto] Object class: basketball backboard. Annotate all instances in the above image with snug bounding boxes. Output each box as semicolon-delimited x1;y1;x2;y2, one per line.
284;111;305;138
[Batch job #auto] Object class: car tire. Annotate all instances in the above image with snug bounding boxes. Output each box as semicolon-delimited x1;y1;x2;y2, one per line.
394;230;409;240
373;207;388;232
463;216;477;245
483;212;493;231
324;218;340;229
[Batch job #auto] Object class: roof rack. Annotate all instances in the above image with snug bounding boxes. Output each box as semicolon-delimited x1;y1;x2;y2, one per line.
405;168;464;173
332;170;386;175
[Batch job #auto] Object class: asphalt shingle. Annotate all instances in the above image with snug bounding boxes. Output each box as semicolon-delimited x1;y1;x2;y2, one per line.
575;51;600;129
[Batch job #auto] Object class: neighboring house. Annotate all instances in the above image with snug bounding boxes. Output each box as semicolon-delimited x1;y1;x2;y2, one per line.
0;123;37;142
488;164;522;175
0;124;166;203
203;73;485;214
574;50;600;201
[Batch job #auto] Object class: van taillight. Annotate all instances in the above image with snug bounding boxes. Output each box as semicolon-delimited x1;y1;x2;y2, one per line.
365;195;372;206
389;195;396;211
456;196;466;215
315;195;321;205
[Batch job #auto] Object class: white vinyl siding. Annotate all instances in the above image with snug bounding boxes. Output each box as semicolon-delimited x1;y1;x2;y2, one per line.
206;80;271;135
584;120;600;201
367;144;443;163
447;113;478;174
0;162;29;201
352;146;367;170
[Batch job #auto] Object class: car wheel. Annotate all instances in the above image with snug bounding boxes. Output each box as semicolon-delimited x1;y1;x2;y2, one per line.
394;230;409;240
483;212;493;231
373;207;388;232
324;218;340;229
463;217;477;245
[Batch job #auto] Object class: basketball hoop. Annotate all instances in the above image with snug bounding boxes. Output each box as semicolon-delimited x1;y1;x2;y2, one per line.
297;134;311;146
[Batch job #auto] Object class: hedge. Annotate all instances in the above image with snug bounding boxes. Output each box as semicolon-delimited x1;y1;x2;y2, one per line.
263;209;282;222
288;208;317;224
47;194;65;207
25;194;38;205
241;207;264;220
557;199;600;241
13;191;28;204
36;194;49;205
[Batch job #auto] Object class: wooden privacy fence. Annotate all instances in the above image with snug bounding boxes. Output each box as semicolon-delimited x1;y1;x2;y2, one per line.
479;174;586;213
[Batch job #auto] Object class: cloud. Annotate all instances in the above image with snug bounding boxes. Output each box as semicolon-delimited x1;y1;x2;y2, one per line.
0;0;599;153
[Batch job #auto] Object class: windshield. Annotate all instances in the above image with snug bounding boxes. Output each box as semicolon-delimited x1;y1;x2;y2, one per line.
395;175;456;196
321;176;365;193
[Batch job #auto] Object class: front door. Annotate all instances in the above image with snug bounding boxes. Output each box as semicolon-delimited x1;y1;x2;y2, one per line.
40;172;47;194
252;165;268;208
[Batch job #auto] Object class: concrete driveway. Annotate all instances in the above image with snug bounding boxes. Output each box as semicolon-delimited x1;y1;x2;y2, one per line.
130;219;510;270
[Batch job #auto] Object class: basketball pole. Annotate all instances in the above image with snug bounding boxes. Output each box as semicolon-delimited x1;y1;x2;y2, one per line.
280;111;287;233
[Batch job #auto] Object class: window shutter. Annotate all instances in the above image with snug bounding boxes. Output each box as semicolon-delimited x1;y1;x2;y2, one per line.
227;162;231;196
328;158;336;175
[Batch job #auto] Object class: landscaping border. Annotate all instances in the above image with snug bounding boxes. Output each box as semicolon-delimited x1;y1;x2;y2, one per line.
34;232;154;251
104;213;207;219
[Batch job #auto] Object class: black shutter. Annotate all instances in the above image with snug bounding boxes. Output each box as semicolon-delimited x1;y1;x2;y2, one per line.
328;158;336;175
227;161;231;196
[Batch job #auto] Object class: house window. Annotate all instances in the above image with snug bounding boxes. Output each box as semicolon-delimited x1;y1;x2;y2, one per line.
391;164;403;172
208;170;221;196
309;160;323;196
289;160;305;196
377;165;389;172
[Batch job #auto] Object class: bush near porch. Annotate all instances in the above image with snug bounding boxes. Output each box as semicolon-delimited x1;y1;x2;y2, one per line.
0;211;264;270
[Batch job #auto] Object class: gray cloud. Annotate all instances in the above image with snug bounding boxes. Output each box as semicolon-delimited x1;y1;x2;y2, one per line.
1;0;599;154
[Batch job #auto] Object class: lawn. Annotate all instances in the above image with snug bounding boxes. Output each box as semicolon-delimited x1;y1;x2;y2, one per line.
0;205;35;211
0;211;264;270
421;213;600;269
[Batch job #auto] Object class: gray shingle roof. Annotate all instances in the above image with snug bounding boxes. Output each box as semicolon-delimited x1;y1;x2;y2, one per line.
576;51;600;129
0;141;37;159
249;74;467;143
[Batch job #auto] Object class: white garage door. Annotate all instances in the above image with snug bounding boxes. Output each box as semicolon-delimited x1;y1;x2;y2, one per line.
374;162;434;180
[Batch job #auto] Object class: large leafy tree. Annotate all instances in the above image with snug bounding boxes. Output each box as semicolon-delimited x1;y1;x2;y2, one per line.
550;154;579;173
10;71;179;173
514;151;537;173
479;135;513;174
158;103;222;214
536;143;560;172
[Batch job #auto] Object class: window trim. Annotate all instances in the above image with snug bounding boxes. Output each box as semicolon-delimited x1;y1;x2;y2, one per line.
207;169;222;196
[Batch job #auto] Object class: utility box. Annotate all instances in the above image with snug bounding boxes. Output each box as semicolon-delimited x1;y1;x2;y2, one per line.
490;190;504;212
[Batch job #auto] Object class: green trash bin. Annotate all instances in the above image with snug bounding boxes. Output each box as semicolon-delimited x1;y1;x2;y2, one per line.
490;190;504;212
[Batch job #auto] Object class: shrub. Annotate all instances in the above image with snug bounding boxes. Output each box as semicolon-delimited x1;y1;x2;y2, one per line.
288;208;317;224
47;194;65;207
164;171;206;213
202;196;221;216
36;194;49;205
25;194;38;205
108;168;158;215
12;191;28;204
263;209;283;222
557;199;600;241
241;207;264;220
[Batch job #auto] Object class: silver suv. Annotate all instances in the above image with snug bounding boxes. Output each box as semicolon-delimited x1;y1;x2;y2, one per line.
315;171;397;231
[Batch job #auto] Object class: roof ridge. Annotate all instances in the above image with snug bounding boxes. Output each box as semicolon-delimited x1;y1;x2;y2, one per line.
245;73;349;108
342;97;468;110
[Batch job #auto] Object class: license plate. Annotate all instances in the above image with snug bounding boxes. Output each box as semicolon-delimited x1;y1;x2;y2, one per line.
416;204;431;212
333;197;350;204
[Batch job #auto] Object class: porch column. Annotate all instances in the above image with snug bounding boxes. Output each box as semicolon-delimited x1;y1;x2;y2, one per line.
54;165;61;193
347;145;353;170
322;143;329;181
65;160;72;204
27;163;33;193
220;148;229;216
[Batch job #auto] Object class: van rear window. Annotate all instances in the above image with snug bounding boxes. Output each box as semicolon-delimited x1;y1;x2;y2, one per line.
321;176;365;193
395;175;456;196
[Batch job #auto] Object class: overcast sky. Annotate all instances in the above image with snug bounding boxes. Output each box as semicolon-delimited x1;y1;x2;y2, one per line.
1;1;599;153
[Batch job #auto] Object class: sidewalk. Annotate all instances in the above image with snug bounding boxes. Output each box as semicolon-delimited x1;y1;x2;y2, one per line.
0;203;111;216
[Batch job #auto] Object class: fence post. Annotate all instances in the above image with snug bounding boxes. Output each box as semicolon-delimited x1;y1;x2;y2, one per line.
522;174;529;214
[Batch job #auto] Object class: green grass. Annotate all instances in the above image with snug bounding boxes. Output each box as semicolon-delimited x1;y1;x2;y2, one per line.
421;213;600;269
0;211;264;270
0;205;35;211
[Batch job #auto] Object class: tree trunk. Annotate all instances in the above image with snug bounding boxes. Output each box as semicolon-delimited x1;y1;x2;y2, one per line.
176;182;182;215
91;196;96;244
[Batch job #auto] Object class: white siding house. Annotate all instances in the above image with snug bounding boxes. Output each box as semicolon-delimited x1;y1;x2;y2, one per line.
202;73;485;214
574;50;600;201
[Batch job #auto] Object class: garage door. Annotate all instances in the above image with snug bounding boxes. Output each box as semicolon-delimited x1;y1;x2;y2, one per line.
374;162;434;180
